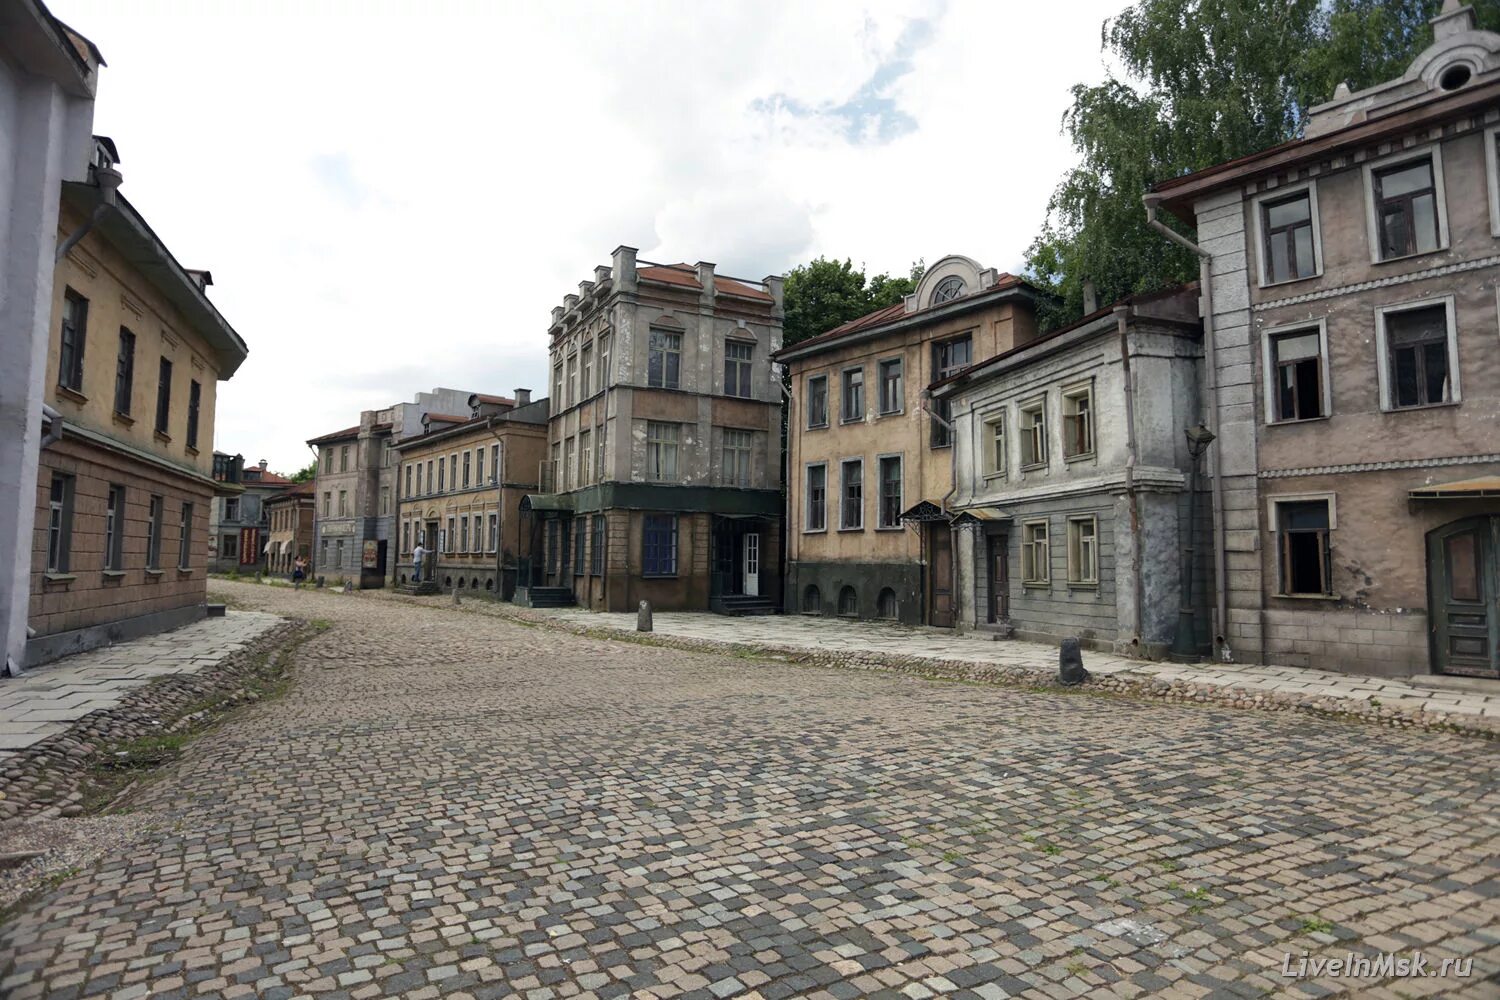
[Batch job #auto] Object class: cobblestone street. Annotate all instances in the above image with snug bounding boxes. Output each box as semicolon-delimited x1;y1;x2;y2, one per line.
1;581;1496;999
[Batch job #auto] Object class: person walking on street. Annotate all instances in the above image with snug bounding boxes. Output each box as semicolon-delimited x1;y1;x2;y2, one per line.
412;541;427;585
292;555;308;589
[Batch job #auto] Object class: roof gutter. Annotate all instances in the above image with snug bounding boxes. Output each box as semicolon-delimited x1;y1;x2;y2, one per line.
1143;194;1230;662
55;162;121;263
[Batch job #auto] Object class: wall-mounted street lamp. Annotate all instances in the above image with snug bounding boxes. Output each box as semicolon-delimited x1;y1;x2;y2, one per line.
1169;423;1216;662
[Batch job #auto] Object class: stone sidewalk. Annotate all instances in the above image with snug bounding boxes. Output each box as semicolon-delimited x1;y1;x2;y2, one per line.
531;608;1500;727
0;611;283;758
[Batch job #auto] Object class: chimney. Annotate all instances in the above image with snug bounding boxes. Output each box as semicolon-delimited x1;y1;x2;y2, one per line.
612;245;639;292
259;459;268;470
696;261;716;309
515;388;532;407
763;274;785;318
1082;279;1098;315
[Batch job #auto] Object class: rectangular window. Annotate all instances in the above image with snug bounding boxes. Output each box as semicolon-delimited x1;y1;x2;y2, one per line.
104;485;125;570
646;421;679;481
322;492;330;517
338;490;347;516
840;459;863;530
598;334;611;393
449;455;457;490
178;502;193;568
1022;520;1049;585
462;451;471;488
579;429;592;486
878;358;903;415
341;445;350;472
59;290;88;392
488;512;498;551
984;415;1006;476
446;515;456;554
335;538;344;568
595;428;605;483
877;455;902;529
591;515;604;574
426;460;434;493
1020;399;1047;468
438;457;446;492
222;533;238;559
323;449;332;473
380;486;390;515
806;375;829;428
566;354;577;408
146;495;163;569
553;363;564;406
224;497;240;522
566;438;579;491
475;447;484;485
931;336;972;446
402;522;410;556
183;381;201;450
1374;157;1440;260
841;367;864;423
491;443;500;483
724;341;753;398
155;357;173;434
47;474;74;572
1268;327;1326;421
114;327;135;414
545;521;558;573
581;343;593;399
1062;384;1093;459
474;515;483;553
1383;303;1452;409
1262;190;1317;283
460;515;469;553
383;441;392;467
723;429;752;487
1276;499;1332;596
642;514;677;576
405;464;413;497
574;518;587;574
805;464;827;532
1067;516;1098;584
647;330;682;389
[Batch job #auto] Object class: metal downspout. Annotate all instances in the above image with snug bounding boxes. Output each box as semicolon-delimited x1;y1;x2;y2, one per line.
1115;306;1144;650
1143;195;1231;660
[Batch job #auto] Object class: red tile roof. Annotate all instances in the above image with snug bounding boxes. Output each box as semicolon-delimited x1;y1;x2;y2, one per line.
471;393;515;407
306;425;359;445
267;480;315;500
424;413;469;424
638;264;774;302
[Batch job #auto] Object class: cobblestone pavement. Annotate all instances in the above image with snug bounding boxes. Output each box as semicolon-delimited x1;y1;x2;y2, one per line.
2;581;1496;1000
536;608;1500;723
0;612;283;756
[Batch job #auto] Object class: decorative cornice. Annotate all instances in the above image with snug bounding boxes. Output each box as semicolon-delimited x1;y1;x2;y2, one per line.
1259;452;1500;479
1253;254;1500;313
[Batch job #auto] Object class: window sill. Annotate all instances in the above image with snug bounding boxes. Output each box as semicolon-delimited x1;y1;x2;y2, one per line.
1067;581;1099;591
837;526;865;533
1258;271;1322;291
1267;415;1331;427
176;567;194;576
112;410;135;427
839;417;864;426
930;443;953;451
874;525;902;532
806;423;829;432
876;409;904;419
1063;452;1096;465
185;445;199;457
641;574;678;580
801;528;828;535
102;569;126;580
982;471;1007;481
1372;246;1447;266
1381;400;1461;414
43;572;75;585
1022;580;1050;589
145;568;164;579
1019;462;1047;473
56;384;87;404
154;430;171;444
1273;592;1341;601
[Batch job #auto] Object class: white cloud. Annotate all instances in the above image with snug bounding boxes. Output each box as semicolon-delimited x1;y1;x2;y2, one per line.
50;0;1120;473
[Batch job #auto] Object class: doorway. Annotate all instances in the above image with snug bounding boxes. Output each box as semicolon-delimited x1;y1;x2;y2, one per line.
1428;516;1499;678
926;523;954;628
986;533;1008;624
743;531;760;597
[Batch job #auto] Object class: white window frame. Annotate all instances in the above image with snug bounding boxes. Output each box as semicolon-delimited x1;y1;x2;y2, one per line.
722;428;752;487
1362;143;1449;264
1373;294;1461;410
1250;180;1323;288
1021;519;1050;586
1061;381;1095;461
1019;397;1047;469
803;462;828;533
1260;317;1333;424
982;410;1007;478
1066;515;1098;586
645;421;680;482
1488;124;1500;237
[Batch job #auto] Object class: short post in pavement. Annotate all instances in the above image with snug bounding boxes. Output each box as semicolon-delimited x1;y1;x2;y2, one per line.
637;599;653;632
1059;637;1089;686
452;584;461;606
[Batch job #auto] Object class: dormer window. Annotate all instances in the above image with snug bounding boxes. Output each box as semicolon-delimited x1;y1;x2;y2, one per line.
931;276;965;304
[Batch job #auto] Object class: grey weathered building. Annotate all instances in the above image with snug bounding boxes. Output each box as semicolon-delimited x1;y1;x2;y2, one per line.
933;287;1212;657
207;455;291;573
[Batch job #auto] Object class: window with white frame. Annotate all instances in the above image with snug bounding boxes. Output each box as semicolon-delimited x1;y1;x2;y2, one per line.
178;503;193;568
579;429;592;486
105;485;125;571
805;463;827;532
563;438;575;491
566;354;577;408
840;459;863;530
724;340;753;398
1258;187;1319;284
475;447;484;484
1367;151;1445;261
1274;497;1333;596
488;513;498;551
581;342;593;399
723;429;752;486
1265;324;1328;422
646;421;679;481
462;451;471;488
1376;298;1459;410
460;515;469;553
47;474;74;573
1019;398;1047;468
983;413;1006;476
1066;516;1098;585
1062;383;1094;459
877;358;903;414
1022;520;1049;585
597;334;611;393
474;514;484;553
647;329;682;389
146;494;163;570
446;515;456;553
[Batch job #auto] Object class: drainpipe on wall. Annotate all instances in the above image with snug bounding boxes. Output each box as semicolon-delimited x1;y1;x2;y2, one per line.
1143;194;1231;661
55;164;123;264
486;418;504;595
923;396;960;629
1115;306;1145;650
40;405;63;450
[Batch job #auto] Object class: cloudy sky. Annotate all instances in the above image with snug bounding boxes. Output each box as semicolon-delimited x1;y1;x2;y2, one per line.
51;0;1124;474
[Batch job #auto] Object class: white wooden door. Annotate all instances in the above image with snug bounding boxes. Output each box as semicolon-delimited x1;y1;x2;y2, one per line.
743;532;759;597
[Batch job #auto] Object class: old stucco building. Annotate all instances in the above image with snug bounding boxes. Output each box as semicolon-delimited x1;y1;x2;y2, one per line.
29;137;249;664
207;455;291;573
1150;0;1500;679
774;256;1045;627
932;287;1213;658
519;247;785;614
264;480;314;577
393;391;549;599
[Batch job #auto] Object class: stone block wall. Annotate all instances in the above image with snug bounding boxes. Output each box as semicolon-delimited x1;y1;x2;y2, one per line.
1261;605;1428;677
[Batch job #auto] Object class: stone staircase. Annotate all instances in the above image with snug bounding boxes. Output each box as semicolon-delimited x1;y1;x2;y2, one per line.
715;594;777;616
398;581;441;596
522;586;576;609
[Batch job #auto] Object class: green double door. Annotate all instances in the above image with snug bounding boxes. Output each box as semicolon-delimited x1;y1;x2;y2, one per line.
1428;516;1500;678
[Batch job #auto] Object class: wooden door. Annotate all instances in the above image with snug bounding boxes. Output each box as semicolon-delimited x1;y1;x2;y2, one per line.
1428;516;1499;678
987;533;1008;624
927;524;954;628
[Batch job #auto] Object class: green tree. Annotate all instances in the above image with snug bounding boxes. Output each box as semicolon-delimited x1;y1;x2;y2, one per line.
290;461;316;483
1026;0;1500;330
781;257;925;349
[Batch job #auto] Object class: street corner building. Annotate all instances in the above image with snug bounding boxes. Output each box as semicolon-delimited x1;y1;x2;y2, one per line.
774;255;1048;627
29;137;249;665
516;247;786;614
206;455;293;574
931;286;1213;659
1150;0;1500;678
392;391;549;600
263;479;315;577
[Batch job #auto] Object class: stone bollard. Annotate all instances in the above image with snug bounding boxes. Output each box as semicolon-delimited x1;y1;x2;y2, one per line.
452;585;461;606
1059;637;1090;686
342;580;354;594
637;599;653;632
316;576;325;589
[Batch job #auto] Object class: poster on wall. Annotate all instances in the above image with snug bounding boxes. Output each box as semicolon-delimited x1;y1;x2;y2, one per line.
362;539;379;570
239;527;259;565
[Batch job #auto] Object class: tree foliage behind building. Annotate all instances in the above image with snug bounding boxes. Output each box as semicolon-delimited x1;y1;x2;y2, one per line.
782;257;925;349
1026;0;1500;330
